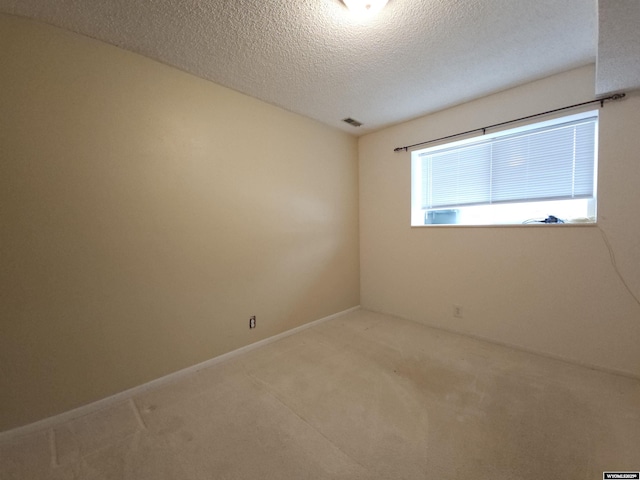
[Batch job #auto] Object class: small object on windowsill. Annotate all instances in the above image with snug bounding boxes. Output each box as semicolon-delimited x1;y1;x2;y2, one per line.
523;215;565;224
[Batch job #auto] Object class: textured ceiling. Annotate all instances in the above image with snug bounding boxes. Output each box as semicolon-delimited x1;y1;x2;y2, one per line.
597;0;640;95
0;0;597;135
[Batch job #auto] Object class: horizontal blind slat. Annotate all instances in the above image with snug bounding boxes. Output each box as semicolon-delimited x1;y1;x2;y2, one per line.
422;116;596;209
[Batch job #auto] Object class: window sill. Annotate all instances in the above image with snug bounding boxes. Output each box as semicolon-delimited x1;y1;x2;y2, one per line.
410;222;598;229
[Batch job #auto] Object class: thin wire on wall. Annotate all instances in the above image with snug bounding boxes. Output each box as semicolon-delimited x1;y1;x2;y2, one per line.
598;225;640;309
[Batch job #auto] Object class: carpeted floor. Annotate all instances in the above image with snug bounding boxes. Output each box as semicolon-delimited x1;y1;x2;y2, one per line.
1;309;639;479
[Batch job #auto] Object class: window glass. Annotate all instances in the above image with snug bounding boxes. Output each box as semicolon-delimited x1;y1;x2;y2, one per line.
411;110;598;226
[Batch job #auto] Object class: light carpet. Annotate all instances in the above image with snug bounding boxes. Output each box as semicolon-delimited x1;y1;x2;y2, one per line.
1;309;638;479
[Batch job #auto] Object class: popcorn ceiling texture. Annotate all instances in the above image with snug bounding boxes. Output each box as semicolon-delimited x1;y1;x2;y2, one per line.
0;0;596;134
596;0;640;95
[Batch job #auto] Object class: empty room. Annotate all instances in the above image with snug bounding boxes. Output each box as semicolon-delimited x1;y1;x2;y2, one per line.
1;1;639;479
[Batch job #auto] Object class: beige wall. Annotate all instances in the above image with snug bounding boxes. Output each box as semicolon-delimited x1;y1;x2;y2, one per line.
0;14;359;431
360;65;640;378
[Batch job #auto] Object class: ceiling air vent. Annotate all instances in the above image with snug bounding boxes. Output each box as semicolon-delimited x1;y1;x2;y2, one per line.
342;117;363;127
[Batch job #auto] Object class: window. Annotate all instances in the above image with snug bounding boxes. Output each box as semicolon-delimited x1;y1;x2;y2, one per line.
411;110;598;226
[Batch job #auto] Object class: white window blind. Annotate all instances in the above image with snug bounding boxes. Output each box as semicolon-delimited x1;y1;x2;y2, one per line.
419;116;597;210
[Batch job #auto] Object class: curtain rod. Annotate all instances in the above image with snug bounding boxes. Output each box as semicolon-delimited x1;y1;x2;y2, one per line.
393;93;626;153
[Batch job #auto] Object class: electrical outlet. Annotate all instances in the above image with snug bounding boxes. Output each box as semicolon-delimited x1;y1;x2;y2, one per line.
453;305;463;318
249;316;256;329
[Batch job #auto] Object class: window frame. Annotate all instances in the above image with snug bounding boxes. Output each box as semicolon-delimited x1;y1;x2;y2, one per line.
410;110;599;227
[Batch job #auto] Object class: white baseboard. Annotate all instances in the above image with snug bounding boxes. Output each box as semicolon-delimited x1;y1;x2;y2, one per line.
0;306;361;442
